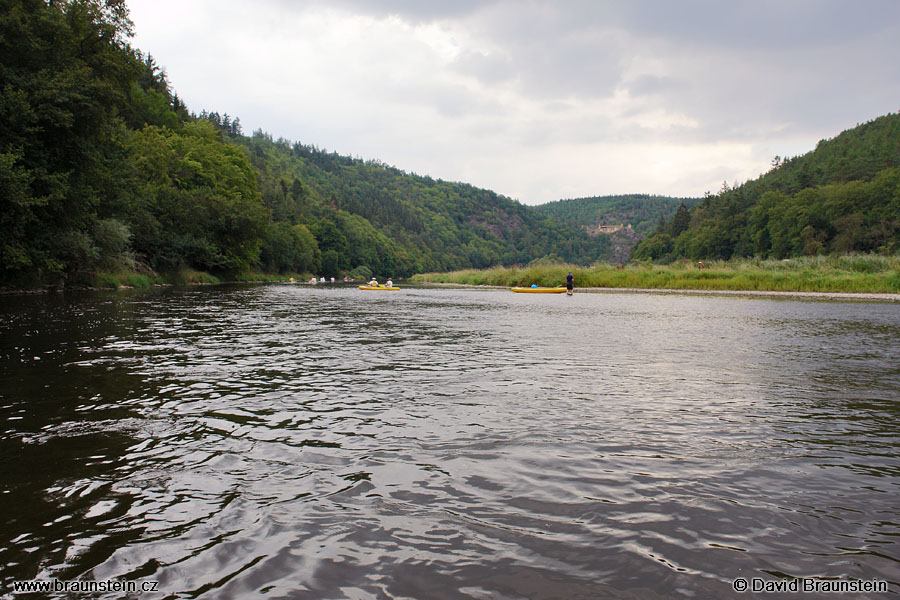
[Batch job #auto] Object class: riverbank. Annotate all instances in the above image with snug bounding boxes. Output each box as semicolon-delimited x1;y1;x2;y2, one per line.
411;255;900;296
0;268;301;294
578;287;900;302
417;281;900;302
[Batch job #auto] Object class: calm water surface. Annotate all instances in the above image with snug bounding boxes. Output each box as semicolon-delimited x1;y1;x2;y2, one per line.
1;284;899;599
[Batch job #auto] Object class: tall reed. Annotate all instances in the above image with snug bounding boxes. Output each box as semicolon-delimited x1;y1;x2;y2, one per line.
411;255;900;294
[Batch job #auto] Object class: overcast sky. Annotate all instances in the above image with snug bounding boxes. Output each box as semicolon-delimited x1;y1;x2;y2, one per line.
126;0;900;205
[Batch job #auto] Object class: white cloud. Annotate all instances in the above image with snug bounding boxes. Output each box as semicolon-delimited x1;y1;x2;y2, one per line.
126;0;900;204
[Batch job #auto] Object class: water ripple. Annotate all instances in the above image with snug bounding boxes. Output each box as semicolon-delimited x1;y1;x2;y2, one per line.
1;285;899;598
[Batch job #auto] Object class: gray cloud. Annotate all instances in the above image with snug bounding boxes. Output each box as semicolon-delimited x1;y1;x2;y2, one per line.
625;74;686;97
128;0;900;203
613;0;900;51
451;49;515;85
283;0;490;22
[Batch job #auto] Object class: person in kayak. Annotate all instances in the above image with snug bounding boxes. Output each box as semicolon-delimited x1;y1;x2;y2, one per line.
368;277;378;287
566;271;574;292
385;278;393;287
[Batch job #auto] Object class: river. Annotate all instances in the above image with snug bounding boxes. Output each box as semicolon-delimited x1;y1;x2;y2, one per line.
1;284;898;598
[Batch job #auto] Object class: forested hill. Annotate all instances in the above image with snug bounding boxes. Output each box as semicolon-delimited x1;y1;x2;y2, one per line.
632;113;900;261
234;131;613;277
534;194;700;237
0;0;614;288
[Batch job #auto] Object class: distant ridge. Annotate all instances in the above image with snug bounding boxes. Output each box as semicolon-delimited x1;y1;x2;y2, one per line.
534;194;701;237
534;194;701;263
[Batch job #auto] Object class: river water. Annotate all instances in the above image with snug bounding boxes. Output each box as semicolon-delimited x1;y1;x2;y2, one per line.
1;284;898;599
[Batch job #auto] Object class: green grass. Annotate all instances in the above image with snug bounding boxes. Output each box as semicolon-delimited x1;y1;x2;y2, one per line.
232;271;282;283
93;268;309;289
93;271;164;288
168;268;222;285
411;254;900;294
94;267;219;288
230;271;313;283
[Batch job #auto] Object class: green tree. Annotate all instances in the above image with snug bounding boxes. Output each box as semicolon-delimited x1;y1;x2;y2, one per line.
320;249;340;277
260;222;320;274
125;121;268;272
631;233;673;261
669;202;691;236
0;0;140;283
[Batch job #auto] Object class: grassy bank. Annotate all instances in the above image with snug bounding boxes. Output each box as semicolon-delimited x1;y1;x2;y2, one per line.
411;255;900;294
3;267;326;293
92;268;303;289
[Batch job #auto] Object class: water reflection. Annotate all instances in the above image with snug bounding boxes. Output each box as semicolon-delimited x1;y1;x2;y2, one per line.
1;285;898;598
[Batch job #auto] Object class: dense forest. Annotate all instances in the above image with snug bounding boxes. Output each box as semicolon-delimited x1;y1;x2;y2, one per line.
232;130;612;277
1;0;268;285
0;0;613;288
534;194;700;237
632;114;900;261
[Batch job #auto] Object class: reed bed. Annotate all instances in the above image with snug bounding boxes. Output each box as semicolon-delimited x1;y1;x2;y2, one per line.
411;255;900;294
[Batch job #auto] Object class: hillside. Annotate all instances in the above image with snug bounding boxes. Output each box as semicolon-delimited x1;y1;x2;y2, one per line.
534;194;701;263
632;114;900;261
234;129;614;277
534;194;700;236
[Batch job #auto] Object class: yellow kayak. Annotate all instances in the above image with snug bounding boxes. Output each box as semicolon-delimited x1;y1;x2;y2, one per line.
510;286;567;293
358;285;400;291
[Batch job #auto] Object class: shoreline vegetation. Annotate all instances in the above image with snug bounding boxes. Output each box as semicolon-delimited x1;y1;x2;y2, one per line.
410;255;900;297
4;255;899;300
93;268;296;289
0;268;296;294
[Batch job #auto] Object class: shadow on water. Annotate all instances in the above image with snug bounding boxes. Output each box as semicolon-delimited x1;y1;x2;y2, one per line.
1;285;899;598
0;292;154;586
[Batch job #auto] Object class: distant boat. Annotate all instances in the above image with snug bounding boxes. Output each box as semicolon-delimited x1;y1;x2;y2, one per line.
510;286;567;294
